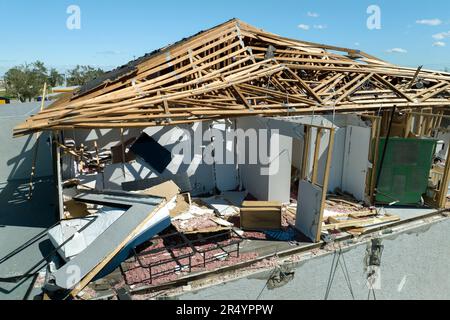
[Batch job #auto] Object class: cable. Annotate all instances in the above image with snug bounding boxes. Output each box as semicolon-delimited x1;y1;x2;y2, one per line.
324;245;355;300
324;250;341;300
256;266;279;300
339;245;355;300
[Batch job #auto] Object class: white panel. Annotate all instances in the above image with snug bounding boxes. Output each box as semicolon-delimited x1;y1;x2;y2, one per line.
212;122;239;192
236;117;270;200
326;128;346;193
295;180;323;242
342;126;371;201
100;159;156;190
267;133;292;203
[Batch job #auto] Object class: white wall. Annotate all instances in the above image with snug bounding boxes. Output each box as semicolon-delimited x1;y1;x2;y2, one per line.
236;117;271;201
342;125;372;201
65;122;219;196
235;117;292;203
275;115;372;200
436;127;450;160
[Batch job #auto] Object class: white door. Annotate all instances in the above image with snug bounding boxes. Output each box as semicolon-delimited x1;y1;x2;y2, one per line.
342;126;371;201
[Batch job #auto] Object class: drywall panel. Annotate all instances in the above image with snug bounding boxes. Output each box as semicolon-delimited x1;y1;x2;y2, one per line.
100;159;156;190
145;123;216;195
236;117;292;202
236;117;271;200
68;122;217;196
292;138;303;171
211;122;239;192
268;132;292;203
295;180;323;242
51;199;162;290
327;128;346;192
436;128;450;160
64;127;142;150
342;125;371;201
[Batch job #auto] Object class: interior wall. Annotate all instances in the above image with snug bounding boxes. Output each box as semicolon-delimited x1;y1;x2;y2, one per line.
236;117;271;201
277;115;372;198
64;122;219;196
436;127;450;160
292;138;303;171
327;128;346;192
342;125;372;201
268;132;292;203
234;117;293;202
211;121;239;192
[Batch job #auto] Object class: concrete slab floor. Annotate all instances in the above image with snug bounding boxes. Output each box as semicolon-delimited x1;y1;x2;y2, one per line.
0;178;57;300
381;206;438;220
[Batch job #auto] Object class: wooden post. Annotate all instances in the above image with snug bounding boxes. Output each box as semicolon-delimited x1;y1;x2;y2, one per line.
28;83;47;200
438;138;450;208
94;141;100;168
370;117;381;204
311;128;322;184
316;128;335;242
120;128;126;178
301;126;311;180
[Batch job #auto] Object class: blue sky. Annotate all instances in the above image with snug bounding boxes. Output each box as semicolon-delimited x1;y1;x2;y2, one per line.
1;0;449;76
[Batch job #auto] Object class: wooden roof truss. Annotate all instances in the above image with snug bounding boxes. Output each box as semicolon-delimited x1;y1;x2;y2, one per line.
14;19;450;136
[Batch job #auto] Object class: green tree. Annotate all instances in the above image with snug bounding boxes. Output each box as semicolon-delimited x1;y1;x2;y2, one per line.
4;61;102;101
5;63;42;102
66;65;105;86
4;61;59;102
29;61;48;92
48;68;64;87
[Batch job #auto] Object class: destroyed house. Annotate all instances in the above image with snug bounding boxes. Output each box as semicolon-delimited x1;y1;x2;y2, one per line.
9;19;450;300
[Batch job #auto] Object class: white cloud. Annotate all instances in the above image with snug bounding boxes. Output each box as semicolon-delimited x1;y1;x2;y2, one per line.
313;24;327;30
386;48;408;54
433;41;446;47
96;50;123;55
307;12;319;18
416;19;442;26
433;31;450;40
354;42;360;46
297;24;310;30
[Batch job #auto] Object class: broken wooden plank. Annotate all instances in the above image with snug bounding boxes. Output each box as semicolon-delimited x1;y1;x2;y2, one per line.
323;214;400;231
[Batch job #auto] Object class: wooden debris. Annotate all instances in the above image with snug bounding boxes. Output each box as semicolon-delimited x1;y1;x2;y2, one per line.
323;214;400;231
139;180;180;201
169;194;191;218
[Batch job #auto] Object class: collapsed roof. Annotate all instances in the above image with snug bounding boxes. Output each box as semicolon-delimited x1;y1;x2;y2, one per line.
14;18;450;136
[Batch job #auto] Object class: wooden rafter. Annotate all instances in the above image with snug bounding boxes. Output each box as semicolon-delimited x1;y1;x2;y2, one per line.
14;18;450;137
